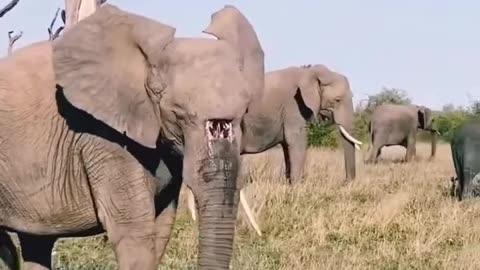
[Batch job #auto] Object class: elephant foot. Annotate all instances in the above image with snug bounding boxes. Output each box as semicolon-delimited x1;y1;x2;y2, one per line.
364;157;378;165
287;177;304;186
343;177;354;183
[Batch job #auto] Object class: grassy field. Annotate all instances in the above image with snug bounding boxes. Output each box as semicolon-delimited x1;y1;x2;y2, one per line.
7;142;480;269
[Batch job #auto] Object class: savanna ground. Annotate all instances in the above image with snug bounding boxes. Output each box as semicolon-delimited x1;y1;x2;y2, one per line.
6;142;480;269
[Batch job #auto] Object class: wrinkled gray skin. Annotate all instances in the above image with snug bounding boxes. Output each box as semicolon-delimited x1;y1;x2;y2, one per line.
242;64;360;183
0;4;264;270
365;104;438;163
450;119;480;201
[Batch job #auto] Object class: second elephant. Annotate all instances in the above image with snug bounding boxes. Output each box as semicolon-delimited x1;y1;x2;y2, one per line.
241;64;362;184
365;104;438;163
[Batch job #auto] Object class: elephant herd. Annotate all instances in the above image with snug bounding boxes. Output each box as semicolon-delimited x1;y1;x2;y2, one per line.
0;3;475;270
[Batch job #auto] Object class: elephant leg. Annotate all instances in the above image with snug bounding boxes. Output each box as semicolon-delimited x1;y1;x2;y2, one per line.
154;200;178;264
288;146;306;184
281;142;291;181
366;143;382;164
152;151;184;264
284;130;307;185
153;180;182;264
89;162;156;270
405;135;416;162
18;234;56;270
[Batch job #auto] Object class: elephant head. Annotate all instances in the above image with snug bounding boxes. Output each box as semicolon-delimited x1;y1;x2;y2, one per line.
52;4;264;269
297;64;362;180
416;105;438;158
417;106;435;131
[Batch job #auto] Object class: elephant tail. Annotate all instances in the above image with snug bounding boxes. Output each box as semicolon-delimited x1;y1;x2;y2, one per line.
0;230;20;270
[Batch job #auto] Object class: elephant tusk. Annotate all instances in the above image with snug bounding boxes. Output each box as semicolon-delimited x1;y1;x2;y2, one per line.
240;188;262;236
186;186;262;236
338;125;363;147
187;188;196;221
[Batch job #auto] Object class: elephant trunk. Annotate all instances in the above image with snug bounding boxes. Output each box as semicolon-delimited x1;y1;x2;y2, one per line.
183;121;240;270
196;140;239;269
334;100;359;181
197;187;237;269
340;125;356;180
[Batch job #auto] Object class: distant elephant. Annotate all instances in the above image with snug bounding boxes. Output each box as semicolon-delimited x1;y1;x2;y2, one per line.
365;104;438;163
450;119;480;201
182;64;364;234
0;4;264;270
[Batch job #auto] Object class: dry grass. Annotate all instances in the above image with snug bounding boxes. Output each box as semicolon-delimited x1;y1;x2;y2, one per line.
7;143;480;269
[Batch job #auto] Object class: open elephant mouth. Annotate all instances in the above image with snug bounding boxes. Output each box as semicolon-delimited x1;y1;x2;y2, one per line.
318;109;333;123
318;109;362;150
206;119;234;157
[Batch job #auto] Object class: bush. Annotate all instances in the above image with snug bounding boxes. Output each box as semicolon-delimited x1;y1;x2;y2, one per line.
353;112;370;143
363;87;411;113
307;122;338;148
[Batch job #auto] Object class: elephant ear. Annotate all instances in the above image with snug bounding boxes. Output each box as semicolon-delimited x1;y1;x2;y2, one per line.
202;5;265;101
53;4;176;148
293;87;315;121
417;106;427;129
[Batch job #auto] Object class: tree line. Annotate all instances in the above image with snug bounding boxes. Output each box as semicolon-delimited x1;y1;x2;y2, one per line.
308;87;480;148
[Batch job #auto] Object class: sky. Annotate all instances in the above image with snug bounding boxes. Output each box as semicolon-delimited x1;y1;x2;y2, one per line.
0;0;479;110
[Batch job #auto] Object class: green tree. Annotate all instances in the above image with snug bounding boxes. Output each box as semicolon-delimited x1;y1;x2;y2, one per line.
470;100;480;116
364;87;411;113
434;111;469;142
307;121;338;148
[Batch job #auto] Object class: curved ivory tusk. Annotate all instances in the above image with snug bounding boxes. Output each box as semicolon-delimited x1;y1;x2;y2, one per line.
338;125;363;147
187;188;196;221
240;188;262;236
186;186;262;236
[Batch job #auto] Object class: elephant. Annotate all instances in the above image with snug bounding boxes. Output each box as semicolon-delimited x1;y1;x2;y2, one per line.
365;104;439;163
0;4;264;270
182;64;364;233
241;64;362;184
450;119;480;201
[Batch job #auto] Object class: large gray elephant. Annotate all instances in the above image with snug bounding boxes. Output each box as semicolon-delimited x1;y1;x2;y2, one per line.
450;119;480;201
240;64;362;184
0;4;264;270
182;64;363;234
365;104;438;163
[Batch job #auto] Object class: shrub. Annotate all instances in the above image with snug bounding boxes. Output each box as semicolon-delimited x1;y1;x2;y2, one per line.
307;122;338;148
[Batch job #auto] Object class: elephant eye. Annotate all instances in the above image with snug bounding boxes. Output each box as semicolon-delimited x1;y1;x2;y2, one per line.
334;97;341;103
